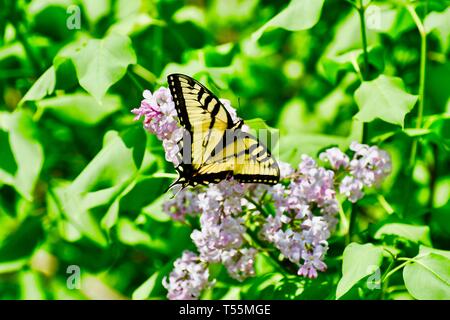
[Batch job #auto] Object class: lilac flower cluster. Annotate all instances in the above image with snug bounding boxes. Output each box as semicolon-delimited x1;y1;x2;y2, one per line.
191;180;257;281
132;88;182;165
163;189;200;221
261;158;335;278
133;87;392;299
260;146;391;278
163;251;213;300
321;143;392;202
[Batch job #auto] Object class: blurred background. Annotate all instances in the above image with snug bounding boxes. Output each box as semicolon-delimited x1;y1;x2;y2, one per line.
0;0;448;299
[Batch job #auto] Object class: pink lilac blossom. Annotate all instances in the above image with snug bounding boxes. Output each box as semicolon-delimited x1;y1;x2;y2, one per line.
319;147;350;170
338;142;392;203
132;88;181;165
191;179;256;281
262;158;335;277
162;250;213;300
279;161;294;179
221;248;257;281
163;189;200;221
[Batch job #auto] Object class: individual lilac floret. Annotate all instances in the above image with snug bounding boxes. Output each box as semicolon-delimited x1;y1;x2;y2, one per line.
163;251;213;300
298;244;327;278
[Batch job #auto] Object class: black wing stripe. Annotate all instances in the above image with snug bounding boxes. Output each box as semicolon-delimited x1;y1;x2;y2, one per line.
197;87;205;101
168;75;191;131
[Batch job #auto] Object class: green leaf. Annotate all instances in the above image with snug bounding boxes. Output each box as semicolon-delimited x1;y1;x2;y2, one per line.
19;66;56;105
173;5;206;27
402;128;432;137
403;246;450;300
419;246;450;260
244;273;284;299
279;133;348;164
71;33;136;102
369;6;414;39
336;243;384;299
0;110;44;200
71;128;145;194
277;99;323;134
318;11;379;83
132;272;159;300
107;14;165;36
116;218;170;253
36;93;121;125
0;217;44;263
80;0;109;25
424;7;450;52
119;175;169;212
245;118;272;130
253;0;325;40
319;46;384;83
374;223;432;246
142;193;172;222
354;75;418;127
53;128;146;246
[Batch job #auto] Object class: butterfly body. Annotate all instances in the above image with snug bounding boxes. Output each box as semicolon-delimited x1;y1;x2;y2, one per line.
167;74;279;189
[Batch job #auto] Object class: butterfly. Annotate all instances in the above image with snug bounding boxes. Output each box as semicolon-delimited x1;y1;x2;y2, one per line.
167;73;279;190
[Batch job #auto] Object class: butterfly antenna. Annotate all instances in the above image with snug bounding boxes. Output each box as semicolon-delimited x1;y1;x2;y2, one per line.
164;176;186;199
169;185;184;199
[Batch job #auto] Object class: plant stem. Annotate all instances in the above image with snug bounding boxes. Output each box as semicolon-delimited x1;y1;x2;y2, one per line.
407;4;427;169
338;201;350;243
132;64;157;84
381;259;411;282
244;195;269;217
356;0;370;143
153;172;178;179
377;194;394;214
425;143;437;224
357;0;369;80
380;258;395;299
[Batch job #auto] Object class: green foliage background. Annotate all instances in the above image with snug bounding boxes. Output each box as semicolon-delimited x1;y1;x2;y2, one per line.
0;0;449;300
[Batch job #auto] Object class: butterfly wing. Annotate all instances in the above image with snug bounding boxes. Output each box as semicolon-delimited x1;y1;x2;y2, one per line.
167;73;279;187
167;74;234;169
197;130;280;185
